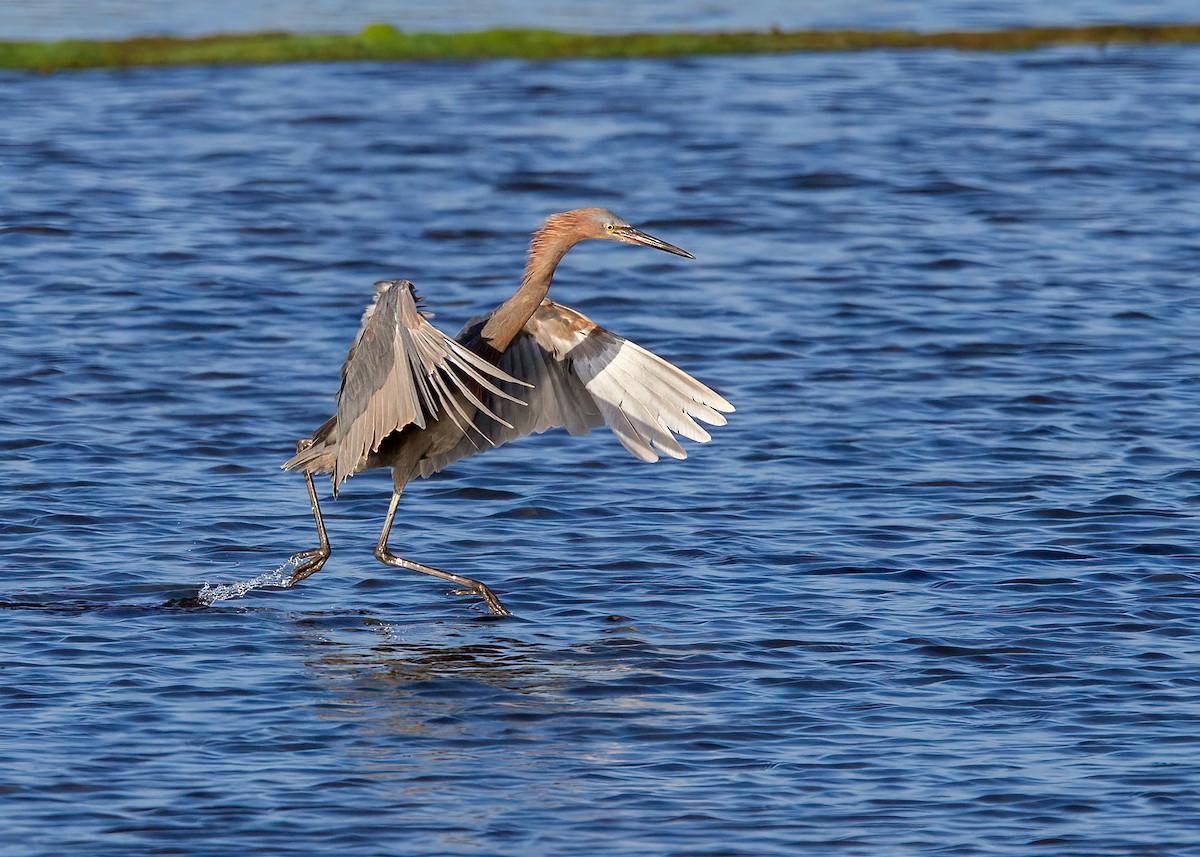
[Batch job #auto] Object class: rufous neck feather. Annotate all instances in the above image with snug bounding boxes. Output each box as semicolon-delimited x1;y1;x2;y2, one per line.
479;211;593;352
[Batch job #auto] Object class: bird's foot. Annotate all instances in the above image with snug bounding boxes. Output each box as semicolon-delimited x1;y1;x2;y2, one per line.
375;544;511;615
451;585;511;617
288;548;329;585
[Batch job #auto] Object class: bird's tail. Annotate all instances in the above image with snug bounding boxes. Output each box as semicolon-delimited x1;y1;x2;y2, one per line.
281;416;337;474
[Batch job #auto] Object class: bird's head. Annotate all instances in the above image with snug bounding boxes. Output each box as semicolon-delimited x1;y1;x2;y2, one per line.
551;208;695;259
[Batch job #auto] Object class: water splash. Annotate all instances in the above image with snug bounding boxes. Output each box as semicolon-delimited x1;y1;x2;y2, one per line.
196;561;296;606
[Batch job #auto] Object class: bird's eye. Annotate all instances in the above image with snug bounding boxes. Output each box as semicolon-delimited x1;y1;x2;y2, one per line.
605;223;615;232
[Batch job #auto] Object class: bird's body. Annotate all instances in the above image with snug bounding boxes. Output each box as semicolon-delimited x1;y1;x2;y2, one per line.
282;208;732;614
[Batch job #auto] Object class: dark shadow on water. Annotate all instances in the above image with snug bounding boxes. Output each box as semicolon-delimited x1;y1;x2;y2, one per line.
0;582;258;614
0;572;526;617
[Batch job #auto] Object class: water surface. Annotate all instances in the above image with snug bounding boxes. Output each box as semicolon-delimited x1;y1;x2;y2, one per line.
3;46;1200;855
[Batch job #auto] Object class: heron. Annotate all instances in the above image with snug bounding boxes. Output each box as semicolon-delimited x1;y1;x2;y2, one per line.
282;207;733;615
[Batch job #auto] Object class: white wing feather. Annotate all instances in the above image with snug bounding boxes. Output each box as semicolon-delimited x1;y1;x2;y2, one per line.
418;299;732;476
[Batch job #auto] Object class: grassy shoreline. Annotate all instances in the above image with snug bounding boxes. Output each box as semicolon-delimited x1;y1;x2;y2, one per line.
4;23;1200;72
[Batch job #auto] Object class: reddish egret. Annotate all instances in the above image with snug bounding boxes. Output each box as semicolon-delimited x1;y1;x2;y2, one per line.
283;208;733;614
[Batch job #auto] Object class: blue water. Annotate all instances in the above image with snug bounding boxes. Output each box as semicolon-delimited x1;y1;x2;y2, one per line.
4;42;1200;857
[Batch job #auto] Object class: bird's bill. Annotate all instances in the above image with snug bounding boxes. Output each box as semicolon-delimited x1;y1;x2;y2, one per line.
617;226;695;259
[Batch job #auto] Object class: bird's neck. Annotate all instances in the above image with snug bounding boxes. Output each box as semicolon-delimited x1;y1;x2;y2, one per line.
479;221;580;352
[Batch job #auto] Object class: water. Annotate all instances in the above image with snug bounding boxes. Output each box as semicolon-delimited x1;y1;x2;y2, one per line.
4;43;1200;857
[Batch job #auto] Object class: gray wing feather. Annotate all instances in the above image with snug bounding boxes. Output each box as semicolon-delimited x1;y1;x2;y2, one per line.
330;279;526;486
418;299;733;476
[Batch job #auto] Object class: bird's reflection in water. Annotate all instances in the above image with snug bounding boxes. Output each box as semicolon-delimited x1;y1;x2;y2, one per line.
297;614;669;748
314;624;563;694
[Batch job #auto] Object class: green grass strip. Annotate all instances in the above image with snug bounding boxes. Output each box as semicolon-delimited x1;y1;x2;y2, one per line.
4;23;1200;72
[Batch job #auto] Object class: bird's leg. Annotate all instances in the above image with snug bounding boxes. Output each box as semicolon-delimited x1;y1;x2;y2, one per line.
288;440;330;585
374;490;511;616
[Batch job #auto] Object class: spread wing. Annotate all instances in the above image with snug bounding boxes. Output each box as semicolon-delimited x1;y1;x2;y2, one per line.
294;279;527;487
418;299;733;477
